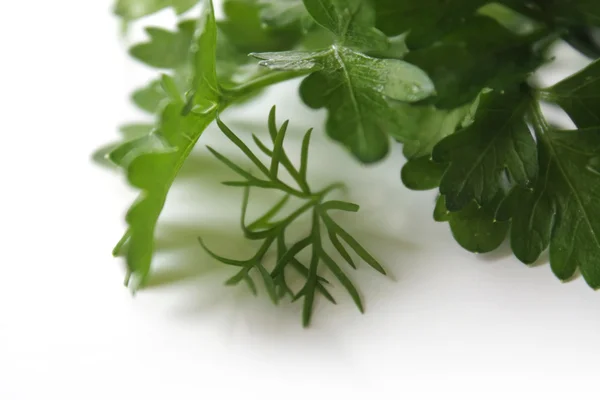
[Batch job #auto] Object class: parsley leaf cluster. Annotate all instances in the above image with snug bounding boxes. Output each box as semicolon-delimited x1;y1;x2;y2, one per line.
97;0;600;324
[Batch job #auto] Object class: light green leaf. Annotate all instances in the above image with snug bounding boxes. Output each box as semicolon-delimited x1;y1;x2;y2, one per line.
298;48;434;162
258;0;312;29
117;0;220;286
108;133;168;167
130;20;196;68
114;0;199;21
253;0;434;162
132;80;169;114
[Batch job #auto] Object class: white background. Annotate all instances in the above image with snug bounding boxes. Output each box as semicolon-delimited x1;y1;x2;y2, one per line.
1;1;600;399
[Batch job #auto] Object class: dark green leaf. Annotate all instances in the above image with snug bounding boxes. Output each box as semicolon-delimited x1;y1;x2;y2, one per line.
373;0;532;48
401;156;446;191
562;27;600;59
373;0;486;47
405;17;545;108
435;196;509;254
219;0;303;53
507;114;600;288
538;0;600;28
302;0;388;50
432;90;537;211
540;59;600;129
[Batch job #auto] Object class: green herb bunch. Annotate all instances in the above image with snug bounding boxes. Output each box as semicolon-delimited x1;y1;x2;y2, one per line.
98;0;600;324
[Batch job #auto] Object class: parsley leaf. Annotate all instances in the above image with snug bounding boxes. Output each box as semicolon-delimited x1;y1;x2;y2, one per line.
435;195;509;254
130;20;196;68
373;0;487;47
258;0;312;29
540;59;600;129
115;0;220;286
218;0;303;53
401;156;446;191
303;0;388;51
373;0;535;47
101;0;600;317
505;104;600;288
405;16;545;108
132;79;170;114
538;0;600;28
397;103;474;160
298;50;434;162
115;0;198;21
253;0;435;162
432;89;538;212
112;0;308;286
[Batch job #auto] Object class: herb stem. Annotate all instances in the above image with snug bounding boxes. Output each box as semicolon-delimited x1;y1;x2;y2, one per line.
527;96;550;141
221;70;308;101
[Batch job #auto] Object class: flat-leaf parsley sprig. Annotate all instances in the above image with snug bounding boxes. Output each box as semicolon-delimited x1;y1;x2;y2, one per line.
97;0;600;325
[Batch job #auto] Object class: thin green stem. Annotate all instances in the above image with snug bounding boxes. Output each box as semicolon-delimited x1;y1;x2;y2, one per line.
527;96;550;141
221;70;308;101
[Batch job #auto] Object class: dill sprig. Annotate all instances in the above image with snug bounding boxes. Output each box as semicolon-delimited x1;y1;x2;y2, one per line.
199;107;386;326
